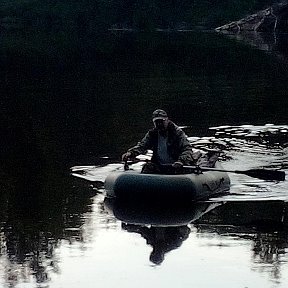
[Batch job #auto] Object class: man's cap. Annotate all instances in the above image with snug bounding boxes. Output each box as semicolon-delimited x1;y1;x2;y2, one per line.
152;109;168;121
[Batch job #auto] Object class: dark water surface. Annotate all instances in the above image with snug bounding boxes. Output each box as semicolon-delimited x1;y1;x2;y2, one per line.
0;30;288;287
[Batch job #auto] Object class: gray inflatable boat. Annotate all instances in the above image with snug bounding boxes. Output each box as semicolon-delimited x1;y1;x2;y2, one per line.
104;163;230;202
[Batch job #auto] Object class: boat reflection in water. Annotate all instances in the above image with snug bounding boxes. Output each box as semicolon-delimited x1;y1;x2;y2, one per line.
105;198;288;269
104;198;222;265
123;224;191;265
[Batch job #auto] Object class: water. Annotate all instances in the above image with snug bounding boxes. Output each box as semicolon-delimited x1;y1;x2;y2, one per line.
0;30;288;287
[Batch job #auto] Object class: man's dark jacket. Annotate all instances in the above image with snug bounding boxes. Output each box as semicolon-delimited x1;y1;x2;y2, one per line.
128;121;196;164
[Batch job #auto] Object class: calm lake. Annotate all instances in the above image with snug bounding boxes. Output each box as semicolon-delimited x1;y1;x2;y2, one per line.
0;29;288;288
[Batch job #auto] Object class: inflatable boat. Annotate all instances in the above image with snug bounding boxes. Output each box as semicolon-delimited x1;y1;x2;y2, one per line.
104;163;230;202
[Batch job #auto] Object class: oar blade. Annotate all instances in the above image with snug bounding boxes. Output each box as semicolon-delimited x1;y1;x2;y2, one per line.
244;169;286;181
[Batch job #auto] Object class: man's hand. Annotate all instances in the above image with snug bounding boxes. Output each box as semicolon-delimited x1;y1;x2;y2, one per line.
172;161;183;169
122;152;133;161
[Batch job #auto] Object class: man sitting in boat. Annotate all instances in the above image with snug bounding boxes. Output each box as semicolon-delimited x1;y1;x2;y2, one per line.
122;109;199;174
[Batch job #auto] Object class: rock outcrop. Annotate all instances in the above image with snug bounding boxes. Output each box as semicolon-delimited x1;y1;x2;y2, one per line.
215;2;288;33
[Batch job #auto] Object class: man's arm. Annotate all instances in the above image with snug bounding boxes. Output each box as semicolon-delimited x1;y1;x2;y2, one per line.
122;131;153;161
128;131;153;156
176;129;197;165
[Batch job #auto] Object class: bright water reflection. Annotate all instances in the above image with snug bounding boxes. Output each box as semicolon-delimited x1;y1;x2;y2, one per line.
5;195;286;288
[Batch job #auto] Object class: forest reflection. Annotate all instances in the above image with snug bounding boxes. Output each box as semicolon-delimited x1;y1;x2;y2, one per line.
196;200;288;282
0;174;95;287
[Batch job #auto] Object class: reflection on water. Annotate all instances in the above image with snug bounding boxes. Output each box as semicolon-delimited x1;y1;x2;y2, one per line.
1;175;288;286
0;174;96;287
205;124;288;201
196;200;288;285
104;199;222;226
123;224;191;265
218;31;288;64
105;198;288;270
105;199;221;265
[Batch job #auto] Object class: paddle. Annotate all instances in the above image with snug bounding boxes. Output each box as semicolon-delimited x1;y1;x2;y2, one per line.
182;165;286;181
122;159;285;181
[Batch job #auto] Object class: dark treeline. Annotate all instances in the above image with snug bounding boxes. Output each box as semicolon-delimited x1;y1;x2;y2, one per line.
0;0;277;31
